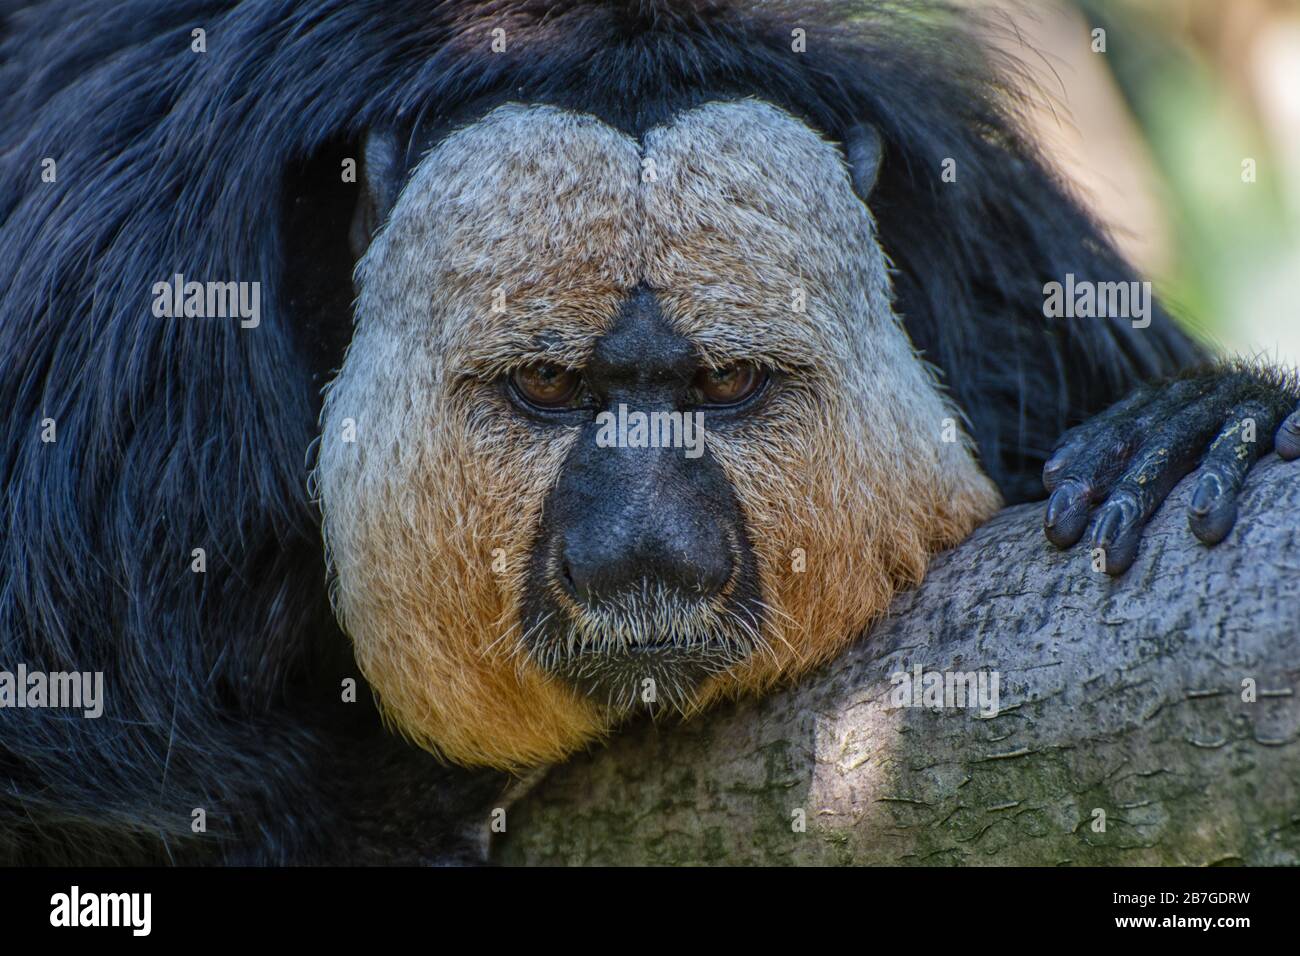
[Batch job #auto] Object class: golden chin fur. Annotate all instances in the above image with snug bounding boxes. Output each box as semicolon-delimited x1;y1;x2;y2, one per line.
315;99;1002;771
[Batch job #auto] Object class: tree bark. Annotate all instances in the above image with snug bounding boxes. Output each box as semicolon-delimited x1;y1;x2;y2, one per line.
494;456;1300;865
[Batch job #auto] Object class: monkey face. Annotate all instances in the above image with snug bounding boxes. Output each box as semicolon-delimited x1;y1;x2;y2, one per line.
514;286;769;712
315;100;1000;769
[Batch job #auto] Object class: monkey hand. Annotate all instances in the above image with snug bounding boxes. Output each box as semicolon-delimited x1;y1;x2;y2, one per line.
1041;367;1300;575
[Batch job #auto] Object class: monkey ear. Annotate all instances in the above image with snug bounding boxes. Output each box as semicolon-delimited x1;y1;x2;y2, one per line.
844;122;884;201
349;129;404;260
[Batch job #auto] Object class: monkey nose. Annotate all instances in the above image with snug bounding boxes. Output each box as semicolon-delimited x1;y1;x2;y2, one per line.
558;527;733;608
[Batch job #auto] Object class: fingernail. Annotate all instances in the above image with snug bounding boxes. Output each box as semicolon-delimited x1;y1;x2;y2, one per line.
1044;483;1075;529
1044;490;1066;529
1279;413;1300;460
1189;474;1220;517
1092;506;1122;548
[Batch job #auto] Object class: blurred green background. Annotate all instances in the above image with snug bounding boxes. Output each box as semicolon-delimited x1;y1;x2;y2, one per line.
976;0;1300;363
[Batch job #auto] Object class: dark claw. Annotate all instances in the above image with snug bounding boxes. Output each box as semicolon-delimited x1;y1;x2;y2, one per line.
1278;410;1300;461
1188;471;1237;545
1089;494;1141;575
1044;478;1091;548
1188;403;1277;545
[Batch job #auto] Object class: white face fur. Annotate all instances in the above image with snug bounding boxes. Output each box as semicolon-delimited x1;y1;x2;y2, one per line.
315;98;999;769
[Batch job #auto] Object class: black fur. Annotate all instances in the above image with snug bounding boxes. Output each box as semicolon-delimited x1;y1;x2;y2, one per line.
0;0;1203;864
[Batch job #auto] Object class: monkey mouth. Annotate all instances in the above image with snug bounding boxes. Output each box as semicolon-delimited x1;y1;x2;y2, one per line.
517;536;769;712
547;639;746;714
522;588;764;714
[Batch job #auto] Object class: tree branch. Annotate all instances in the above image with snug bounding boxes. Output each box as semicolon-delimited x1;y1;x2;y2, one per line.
494;457;1300;865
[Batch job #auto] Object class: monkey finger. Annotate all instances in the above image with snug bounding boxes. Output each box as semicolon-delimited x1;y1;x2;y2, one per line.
1277;408;1300;461
1044;479;1093;548
1188;471;1239;546
1042;420;1148;548
1085;413;1215;573
1189;404;1281;545
1041;441;1079;493
1088;491;1143;575
1042;425;1151;549
1042;387;1154;495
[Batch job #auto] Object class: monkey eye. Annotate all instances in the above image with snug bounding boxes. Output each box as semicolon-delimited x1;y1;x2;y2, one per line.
510;362;582;409
693;361;766;407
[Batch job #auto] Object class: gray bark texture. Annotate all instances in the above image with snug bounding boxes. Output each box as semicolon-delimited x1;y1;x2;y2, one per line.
493;456;1300;865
